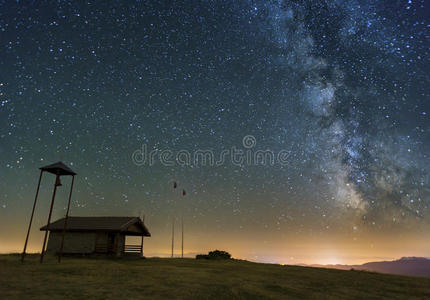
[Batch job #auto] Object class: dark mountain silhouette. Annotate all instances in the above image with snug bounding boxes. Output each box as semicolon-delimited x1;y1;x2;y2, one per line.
298;257;430;278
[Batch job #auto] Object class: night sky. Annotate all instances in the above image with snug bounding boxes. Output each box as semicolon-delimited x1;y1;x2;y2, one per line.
0;1;429;264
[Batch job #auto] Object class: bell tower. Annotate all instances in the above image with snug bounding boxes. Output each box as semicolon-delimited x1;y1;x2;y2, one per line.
21;161;77;263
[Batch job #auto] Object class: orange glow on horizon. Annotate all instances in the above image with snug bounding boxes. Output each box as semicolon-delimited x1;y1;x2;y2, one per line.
2;227;429;266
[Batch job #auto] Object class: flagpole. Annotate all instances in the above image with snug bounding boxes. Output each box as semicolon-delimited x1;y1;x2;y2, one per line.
181;214;184;258
171;181;177;258
181;189;186;259
171;218;174;258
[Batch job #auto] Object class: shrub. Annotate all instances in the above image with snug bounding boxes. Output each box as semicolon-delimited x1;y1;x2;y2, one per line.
195;250;231;260
208;250;231;259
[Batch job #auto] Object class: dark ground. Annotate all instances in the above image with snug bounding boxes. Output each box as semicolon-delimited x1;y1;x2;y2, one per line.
1;254;430;299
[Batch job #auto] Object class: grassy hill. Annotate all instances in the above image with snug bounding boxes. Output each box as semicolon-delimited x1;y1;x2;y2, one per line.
1;254;429;299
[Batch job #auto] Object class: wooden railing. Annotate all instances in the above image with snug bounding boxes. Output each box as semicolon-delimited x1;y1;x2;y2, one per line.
124;244;142;253
94;244;142;254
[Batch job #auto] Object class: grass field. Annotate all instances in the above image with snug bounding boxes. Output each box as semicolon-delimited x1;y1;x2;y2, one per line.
1;254;430;299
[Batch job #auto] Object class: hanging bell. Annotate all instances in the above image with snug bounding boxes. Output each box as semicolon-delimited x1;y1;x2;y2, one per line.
55;176;62;187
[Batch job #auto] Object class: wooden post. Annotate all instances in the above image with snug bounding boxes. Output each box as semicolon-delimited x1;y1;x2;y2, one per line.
40;173;60;263
58;175;75;263
140;236;144;257
115;233;120;257
21;170;43;262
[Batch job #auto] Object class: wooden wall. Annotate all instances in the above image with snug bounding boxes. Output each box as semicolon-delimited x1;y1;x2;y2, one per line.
46;232;96;254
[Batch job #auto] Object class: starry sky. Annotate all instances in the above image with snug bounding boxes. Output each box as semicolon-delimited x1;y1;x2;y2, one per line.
0;0;429;265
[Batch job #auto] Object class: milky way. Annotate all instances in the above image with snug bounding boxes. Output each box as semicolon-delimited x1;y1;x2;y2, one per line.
0;1;428;262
